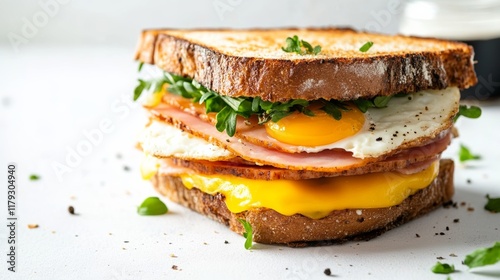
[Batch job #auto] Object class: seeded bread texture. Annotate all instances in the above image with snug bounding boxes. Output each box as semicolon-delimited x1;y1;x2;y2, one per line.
151;159;454;247
135;28;476;102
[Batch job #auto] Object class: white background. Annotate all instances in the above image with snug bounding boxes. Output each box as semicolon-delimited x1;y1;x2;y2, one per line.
1;1;499;280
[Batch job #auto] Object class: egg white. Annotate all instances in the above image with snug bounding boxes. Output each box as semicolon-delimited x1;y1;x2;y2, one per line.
139;121;234;160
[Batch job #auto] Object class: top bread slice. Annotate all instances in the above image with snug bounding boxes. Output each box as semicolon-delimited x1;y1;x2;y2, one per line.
135;27;477;102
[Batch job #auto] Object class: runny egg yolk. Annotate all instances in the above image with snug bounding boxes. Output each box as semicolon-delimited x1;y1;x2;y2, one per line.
265;106;365;146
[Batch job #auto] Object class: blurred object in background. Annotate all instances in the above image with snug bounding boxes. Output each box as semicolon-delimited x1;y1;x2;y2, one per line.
400;0;500;100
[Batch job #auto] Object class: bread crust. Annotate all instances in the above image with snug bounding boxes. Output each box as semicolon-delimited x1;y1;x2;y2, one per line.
135;28;477;102
152;159;454;246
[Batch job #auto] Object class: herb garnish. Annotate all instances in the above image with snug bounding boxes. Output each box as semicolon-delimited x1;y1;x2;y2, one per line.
359;41;374;52
282;35;321;55
464;242;500;268
137;197;168;215
453;105;482;122
134;70;352;136
238;219;253;250
458;144;481;163
431;262;455;274
485;195;500;213
353;96;392;113
29;174;40;181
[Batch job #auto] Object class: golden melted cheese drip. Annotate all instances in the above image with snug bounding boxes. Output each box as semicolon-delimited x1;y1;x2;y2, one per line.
179;161;439;219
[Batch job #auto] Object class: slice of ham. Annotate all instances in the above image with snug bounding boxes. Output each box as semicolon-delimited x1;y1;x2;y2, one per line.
148;105;452;172
164;155;439;180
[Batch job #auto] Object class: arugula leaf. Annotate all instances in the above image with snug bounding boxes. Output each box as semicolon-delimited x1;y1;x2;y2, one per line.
373;96;391;107
282;35;321;55
353;95;392;113
137;197;168;215
321;100;348;120
431;262;455;274
238;219;253;250
216;106;238;137
359;41;374;52
459;144;481;163
138;62;144;72
485;194;500;213
353;99;374;113
454;105;482;122
464;242;500;268
29;174;40;181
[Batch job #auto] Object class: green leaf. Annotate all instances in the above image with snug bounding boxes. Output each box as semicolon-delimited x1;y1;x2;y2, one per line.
454;105;482;122
138;62;144;72
199;91;215;104
464;242;500;268
313;45;322;55
431;262;455;274
238;219;253;250
373;96;392;107
271;110;293;122
320;100;348;120
459;144;481;163
485;194;500;213
359;41;374;52
204;96;225;113
215;106;237;137
301;40;313;53
137;197;168;215
29;174;40;181
321;103;342;120
281;35;321;55
353;99;374;113
134;79;151;101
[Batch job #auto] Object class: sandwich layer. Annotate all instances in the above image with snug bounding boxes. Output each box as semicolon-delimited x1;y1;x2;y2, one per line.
139;118;452;173
152;159;454;246
149;87;459;158
135;28;476;102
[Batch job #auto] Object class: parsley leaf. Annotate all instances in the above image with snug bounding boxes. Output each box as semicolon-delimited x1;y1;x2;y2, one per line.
137;197;168;215
464;242;500;269
485;194;500;213
454;105;482;122
458;144;481;163
238;219;253;250
431;262;455;274
359;41;374;52
282;35;321;55
29;174;40;181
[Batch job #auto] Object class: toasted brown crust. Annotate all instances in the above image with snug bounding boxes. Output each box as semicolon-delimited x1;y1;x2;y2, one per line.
152;159;454;246
135;28;476;102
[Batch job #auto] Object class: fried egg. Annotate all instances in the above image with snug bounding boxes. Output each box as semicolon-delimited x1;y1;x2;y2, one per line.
139;121;234;160
264;87;460;158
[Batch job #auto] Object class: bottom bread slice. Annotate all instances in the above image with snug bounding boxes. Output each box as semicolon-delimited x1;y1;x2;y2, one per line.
152;159;454;247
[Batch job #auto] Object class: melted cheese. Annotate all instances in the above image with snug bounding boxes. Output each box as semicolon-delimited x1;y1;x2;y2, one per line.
179;161;439;219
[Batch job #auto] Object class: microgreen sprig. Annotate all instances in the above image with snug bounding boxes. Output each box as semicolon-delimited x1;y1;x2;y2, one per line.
282;35;321;55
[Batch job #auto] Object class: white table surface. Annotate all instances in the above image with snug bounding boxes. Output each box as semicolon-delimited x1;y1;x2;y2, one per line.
1;45;499;280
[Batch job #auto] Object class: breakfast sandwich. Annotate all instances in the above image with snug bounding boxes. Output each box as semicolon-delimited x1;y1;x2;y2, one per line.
133;28;477;246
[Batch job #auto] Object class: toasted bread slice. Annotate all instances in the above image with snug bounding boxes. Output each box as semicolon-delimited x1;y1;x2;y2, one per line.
152;159;454;247
135;28;476;102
